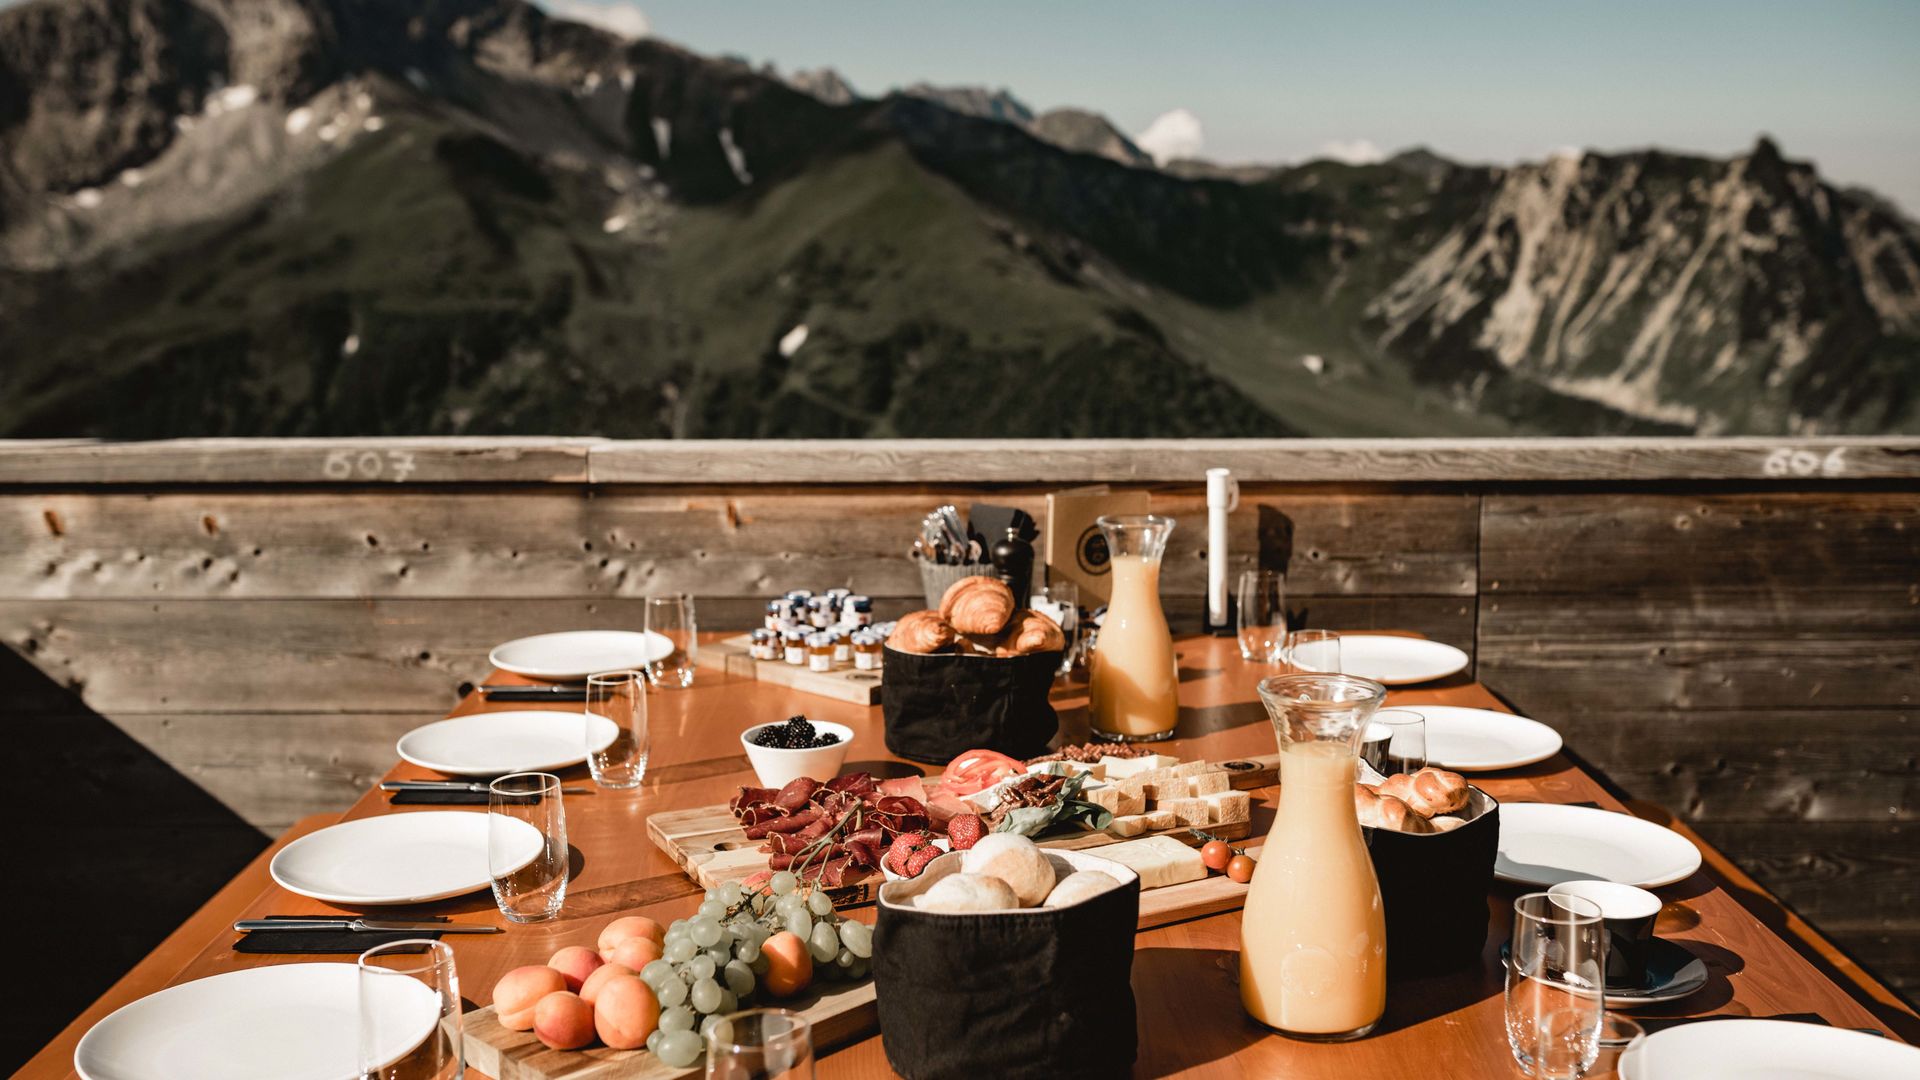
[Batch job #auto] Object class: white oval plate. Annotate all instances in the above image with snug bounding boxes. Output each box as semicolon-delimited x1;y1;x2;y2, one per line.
270;811;542;905
1394;705;1563;771
1496;803;1702;888
398;710;619;777
488;630;672;681
1621;1018;1920;1079
1289;634;1469;685
75;962;439;1080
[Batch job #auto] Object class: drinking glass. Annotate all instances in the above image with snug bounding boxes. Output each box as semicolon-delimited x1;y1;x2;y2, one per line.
705;1008;814;1080
358;939;462;1079
1362;708;1427;777
1236;569;1288;662
1286;628;1341;674
585;670;649;789
1506;892;1606;1079
1037;581;1080;676
488;772;567;923
646;593;699;688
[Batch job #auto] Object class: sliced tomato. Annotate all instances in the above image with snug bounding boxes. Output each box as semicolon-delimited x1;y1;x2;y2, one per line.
941;748;1024;795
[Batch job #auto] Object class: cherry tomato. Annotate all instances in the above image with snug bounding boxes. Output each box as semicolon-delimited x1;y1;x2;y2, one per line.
1226;853;1256;884
1200;840;1233;872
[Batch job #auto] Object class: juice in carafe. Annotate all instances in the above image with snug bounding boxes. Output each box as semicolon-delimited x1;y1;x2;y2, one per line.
1241;674;1388;1039
1088;516;1179;741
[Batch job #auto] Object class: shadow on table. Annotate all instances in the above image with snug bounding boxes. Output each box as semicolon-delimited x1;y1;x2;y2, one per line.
2;646;268;1071
1131;946;1266;1074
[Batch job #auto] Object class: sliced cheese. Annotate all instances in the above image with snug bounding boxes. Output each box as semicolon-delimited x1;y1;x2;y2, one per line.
1027;760;1104;780
1188;770;1231;796
1115;787;1146;816
1159;797;1213;828
1201;790;1251;825
1092;835;1206;889
1084;786;1122;814
1099;754;1180;778
1144;810;1176;830
1107;813;1151;837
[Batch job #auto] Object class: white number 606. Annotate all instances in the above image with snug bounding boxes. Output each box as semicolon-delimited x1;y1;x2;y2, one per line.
1763;447;1846;477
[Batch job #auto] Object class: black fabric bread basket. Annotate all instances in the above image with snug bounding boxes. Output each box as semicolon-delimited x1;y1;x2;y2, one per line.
881;646;1061;763
872;850;1140;1079
1366;786;1500;977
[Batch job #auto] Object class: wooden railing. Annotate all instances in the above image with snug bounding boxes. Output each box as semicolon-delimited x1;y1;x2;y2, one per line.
2;436;1916;999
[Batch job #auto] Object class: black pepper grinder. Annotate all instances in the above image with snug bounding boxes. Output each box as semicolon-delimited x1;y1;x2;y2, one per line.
990;527;1035;608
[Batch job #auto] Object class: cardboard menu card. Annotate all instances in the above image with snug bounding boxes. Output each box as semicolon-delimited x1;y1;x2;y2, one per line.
1044;487;1151;605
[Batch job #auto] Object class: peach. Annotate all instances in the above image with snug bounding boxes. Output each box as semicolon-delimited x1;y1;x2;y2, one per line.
494;965;568;1031
596;915;666;957
760;930;814;998
533;990;596;1050
547;945;605;993
578;962;636;1007
593;973;661;1050
606;936;663;972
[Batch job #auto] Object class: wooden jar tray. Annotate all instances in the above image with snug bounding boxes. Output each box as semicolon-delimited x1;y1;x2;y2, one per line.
694;633;883;705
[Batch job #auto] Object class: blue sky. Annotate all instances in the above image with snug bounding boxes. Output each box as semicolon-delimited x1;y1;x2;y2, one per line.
547;0;1920;211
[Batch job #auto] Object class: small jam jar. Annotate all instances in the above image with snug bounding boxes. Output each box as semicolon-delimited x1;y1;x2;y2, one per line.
765;599;791;630
844;596;873;627
806;632;834;672
749;628;777;661
831;629;853;664
853;629;883;670
781;627;807;665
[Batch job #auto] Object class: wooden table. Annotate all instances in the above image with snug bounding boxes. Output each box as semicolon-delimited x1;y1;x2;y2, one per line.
23;635;1916;1078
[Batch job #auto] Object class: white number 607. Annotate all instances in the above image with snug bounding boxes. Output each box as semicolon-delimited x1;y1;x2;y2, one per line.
322;449;420;482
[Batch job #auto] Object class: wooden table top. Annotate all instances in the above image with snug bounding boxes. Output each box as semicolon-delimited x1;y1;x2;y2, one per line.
24;634;1916;1078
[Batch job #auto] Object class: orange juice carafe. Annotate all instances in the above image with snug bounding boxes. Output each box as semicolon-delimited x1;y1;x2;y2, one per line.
1240;673;1390;1039
1088;514;1179;742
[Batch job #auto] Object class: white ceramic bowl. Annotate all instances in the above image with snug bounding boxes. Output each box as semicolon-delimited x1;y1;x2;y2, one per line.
740;720;854;788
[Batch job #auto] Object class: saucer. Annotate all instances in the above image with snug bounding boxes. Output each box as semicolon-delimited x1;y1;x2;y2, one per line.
1501;936;1708;1007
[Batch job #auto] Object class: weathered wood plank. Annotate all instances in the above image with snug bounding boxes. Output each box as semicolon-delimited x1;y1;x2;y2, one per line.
0;491;1476;600
0;438;597;484
1483;492;1920;594
1691;821;1918;926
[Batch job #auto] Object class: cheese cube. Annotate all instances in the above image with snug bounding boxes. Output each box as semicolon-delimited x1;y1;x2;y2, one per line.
1144;810;1176;830
1139;774;1183;801
1115;787;1146;816
1201;790;1251;825
1107;814;1150;838
1084;786;1122;814
1092;835;1206;889
1027;760;1098;779
1169;761;1211;778
1099;754;1180;778
1188;770;1231;796
1159;797;1213;828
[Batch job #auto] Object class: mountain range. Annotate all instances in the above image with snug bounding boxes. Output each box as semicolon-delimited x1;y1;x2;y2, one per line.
1;0;1916;438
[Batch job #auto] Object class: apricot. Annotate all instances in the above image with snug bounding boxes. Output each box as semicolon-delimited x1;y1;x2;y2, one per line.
606;936;663;972
533;990;596;1050
494;965;568;1031
579;962;637;1006
597;915;666;957
760;930;814;998
593;973;661;1050
547;945;605;993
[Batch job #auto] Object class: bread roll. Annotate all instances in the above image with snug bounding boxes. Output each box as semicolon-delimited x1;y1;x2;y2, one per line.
1379;768;1470;818
939;576;1016;636
1044;870;1121;908
917;872;1021;913
994;609;1066;656
1354;785;1430;833
887;610;957;654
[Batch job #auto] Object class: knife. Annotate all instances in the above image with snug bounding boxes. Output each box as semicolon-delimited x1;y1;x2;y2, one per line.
382;780;590;794
478;683;587;700
234;918;502;934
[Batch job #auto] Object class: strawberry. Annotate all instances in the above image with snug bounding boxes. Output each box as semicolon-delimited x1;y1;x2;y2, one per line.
904;845;941;877
885;831;935;875
946;813;987;851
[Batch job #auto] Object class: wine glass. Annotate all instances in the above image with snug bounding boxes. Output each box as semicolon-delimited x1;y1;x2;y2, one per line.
1236;569;1288;662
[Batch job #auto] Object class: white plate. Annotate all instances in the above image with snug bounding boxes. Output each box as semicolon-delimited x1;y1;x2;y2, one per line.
488;630;672;681
1496;803;1702;888
397;710;619;777
75;962;439;1080
270;811;542;905
1621;1018;1920;1079
1394;705;1564;771
1288;634;1470;685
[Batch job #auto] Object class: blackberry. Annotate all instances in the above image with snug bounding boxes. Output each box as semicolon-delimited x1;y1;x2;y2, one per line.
752;714;840;749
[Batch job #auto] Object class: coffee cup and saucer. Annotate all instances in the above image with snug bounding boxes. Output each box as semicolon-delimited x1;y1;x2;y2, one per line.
1500;879;1710;1007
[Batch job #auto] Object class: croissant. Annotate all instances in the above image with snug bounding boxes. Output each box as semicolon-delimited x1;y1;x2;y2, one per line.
994;609;1066;657
939;575;1016;636
1354;785;1429;833
1377;768;1470;818
887;610;957;654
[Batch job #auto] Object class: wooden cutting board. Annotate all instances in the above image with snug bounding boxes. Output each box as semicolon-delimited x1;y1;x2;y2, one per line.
645;755;1278;907
464;978;876;1079
694;633;883;705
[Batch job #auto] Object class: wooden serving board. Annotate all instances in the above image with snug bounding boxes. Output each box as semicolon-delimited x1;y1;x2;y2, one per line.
645;756;1277;908
694;633;883;705
465;978;876;1079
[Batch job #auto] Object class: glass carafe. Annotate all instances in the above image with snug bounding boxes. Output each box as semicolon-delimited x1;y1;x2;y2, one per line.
1088;514;1179;742
1240;673;1389;1039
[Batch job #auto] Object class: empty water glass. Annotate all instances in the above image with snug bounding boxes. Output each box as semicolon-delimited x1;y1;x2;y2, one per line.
358;939;462;1080
1286;628;1341;674
488;772;567;923
1362;708;1428;777
646;593;699;688
1236;569;1288;662
1507;892;1606;1079
705;1008;814;1080
585;670;649;789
